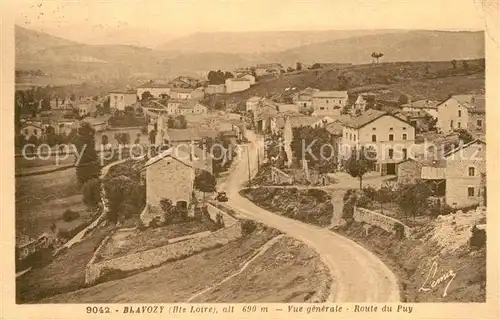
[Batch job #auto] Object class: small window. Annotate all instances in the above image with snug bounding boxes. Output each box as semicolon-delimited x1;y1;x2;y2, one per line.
388;149;394;159
354;134;356;141
389;134;394;141
403;127;407;130
402;133;407;140
389;127;393;131
372;135;377;142
457;122;461;128
468;187;475;197
372;127;376;131
34;129;38;135
403;148;408;160
345;132;348;139
458;110;461;117
24;129;28;135
349;133;352;140
468;167;475;177
477;119;483;127
326;100;329;103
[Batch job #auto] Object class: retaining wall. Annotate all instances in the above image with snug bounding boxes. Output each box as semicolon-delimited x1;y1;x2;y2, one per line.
270;166;293;185
85;222;242;285
206;203;238;226
353;206;412;238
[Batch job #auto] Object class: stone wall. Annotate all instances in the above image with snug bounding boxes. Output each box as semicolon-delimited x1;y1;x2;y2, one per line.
85;222;242;285
206;203;238;226
353;206;412;238
270;166;293;185
397;160;422;185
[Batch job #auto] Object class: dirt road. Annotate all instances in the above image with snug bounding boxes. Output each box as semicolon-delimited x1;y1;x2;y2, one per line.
219;132;400;302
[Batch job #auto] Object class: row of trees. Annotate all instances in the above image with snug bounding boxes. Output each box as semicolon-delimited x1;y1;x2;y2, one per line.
207;70;234;85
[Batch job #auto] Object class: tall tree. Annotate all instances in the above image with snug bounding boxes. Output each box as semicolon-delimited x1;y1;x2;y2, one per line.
396;183;431;222
296;62;302;71
344;146;377;190
194;170;217;200
451;59;457;69
74;122;100;184
82;178;102;210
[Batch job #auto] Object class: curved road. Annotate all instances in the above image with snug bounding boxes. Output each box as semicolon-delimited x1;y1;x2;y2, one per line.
219;132;400;302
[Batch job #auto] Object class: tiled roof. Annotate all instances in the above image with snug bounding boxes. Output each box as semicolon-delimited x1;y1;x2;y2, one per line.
343;109;387;128
288;116;325;128
247;96;262;103
170;88;193;93
166;128;219;142
401;100;439;109
143;148;193;168
472;95;485;114
312;91;348;99
139;83;171;89
325;121;344;135
444;139;486;158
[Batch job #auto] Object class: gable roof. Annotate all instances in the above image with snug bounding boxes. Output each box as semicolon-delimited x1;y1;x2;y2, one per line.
471;95;485;114
343;110;411;129
143;148;193;168
401;100;439;110
312;91;348;99
325;121;344;135
355;95;366;104
444;139;486;158
170;88;193;93
166;128;219;142
247;96;263;103
139;83;171;89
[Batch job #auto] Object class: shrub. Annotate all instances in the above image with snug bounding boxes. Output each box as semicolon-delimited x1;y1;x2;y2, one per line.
62;209;80;222
241;219;257;235
307;189;329;202
393;223;405;240
469;226;486;249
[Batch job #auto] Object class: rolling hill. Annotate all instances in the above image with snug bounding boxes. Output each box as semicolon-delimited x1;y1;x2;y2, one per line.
268;30;485;65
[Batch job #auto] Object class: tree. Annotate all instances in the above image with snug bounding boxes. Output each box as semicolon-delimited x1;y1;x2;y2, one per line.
290;126;334;169
451;59;457;69
462;60;469;70
114;132;131;145
311;63;321;69
103;97;110;112
194;170;217;200
375;185;393;214
296;62;302;71
74;122;100;184
337;74;350;90
82;178;101;210
287;67;295;72
141;91;153;101
371;52;384;64
397;183;431;222
134;132;141;145
103;175;145;223
224;71;234;79
344;146;377;190
455;128;474;144
398;94;409;106
167;116;175;128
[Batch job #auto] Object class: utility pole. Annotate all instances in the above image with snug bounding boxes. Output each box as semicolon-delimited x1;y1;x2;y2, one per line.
257;147;260;172
247;144;252;188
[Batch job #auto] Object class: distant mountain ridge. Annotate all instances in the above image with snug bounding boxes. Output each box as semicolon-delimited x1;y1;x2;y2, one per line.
15;25;485;82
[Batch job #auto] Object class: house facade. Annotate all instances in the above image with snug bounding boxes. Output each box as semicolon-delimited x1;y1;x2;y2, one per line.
342;110;416;175
293;87;319;110
205;84;226;95
311;91;349;116
436;95;484;134
255;63;282;77
401;100;439;119
109;92;138;111
239;74;256;85
225;78;251;93
246;96;263;112
137;84;172;99
20;123;43;139
444;139;486;208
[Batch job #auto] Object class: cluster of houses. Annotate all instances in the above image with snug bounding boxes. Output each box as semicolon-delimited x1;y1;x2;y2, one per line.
247;88;486;209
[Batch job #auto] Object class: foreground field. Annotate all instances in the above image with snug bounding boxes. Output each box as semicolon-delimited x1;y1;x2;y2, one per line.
15;168;87;242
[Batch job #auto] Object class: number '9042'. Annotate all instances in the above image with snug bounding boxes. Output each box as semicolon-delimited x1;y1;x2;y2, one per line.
86;306;111;314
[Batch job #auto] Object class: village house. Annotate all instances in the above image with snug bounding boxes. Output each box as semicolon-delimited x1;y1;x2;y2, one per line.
77;103;95;118
81;115;111;132
467;95;485;138
351;95;367;115
170;87;193;100
176;101;208;115
205;84;226;95
50;98;72;110
255;63;283;77
394;110;433;133
277;103;299;113
239;73;256;85
401;100;439;119
397;158;447;202
164;128;219;146
341;109;416;175
109;91;138;111
444;139;486;208
293;87;319;111
175;144;215;174
436;94;485;134
253;99;279;133
137;83;172;99
311;91;349;116
20;122;43;140
246;96;263;112
142;148;195;222
225;78;251;93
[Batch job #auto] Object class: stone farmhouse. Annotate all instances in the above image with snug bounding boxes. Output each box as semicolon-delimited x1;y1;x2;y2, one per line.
311;91;349;116
109;91;138;111
436;94;485;136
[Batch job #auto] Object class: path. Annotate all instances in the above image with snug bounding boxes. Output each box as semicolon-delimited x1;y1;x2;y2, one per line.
219;131;400;302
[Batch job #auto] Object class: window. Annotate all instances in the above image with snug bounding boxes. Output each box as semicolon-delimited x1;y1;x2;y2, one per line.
372;135;377;142
403;148;408;160
468;187;475;197
24;129;28;135
450;120;454;128
345;132;348;139
349;133;352;140
354;135;356;141
468;167;475;177
34;129;38;135
402;133;407;140
372;127;376;131
458;110;461;117
320;107;325;110
389;134;394;141
389;149;394;159
477;119;483;127
326;100;329;103
457;122;461;128
389;127;393;131
403;127;407;130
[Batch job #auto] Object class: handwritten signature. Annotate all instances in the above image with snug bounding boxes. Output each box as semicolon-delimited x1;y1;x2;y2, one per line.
418;261;456;297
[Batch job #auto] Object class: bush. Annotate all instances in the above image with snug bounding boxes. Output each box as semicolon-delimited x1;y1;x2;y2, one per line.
393;223;405;240
62;209;80;222
469;226;486;249
307;189;330;202
241;219;257;235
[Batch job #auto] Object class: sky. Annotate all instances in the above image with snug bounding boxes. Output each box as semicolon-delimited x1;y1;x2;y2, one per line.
14;0;489;48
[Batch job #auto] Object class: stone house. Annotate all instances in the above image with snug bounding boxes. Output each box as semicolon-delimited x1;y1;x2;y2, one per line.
396;158;446;196
20;122;43;139
394;110;433;133
246;96;263;112
109;91;138;111
444;139;486;208
239;74;256;85
293;87;319;111
225;78;251;93
401;100;439;119
136;83;172;99
311;91;349;116
341;110;416;175
255;63;282;77
467;95;485;139
142;148;195;214
436;94;484;134
205;84;226;94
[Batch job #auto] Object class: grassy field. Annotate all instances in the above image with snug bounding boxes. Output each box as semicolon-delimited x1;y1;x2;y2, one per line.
17;225;113;303
15;168;88;242
40;226;283;303
222;59;484;104
191;236;331;303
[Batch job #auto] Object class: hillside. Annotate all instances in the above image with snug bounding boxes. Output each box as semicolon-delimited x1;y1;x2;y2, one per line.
157;29;405;54
269;30;485;65
15;25;77;62
225;59;485;103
